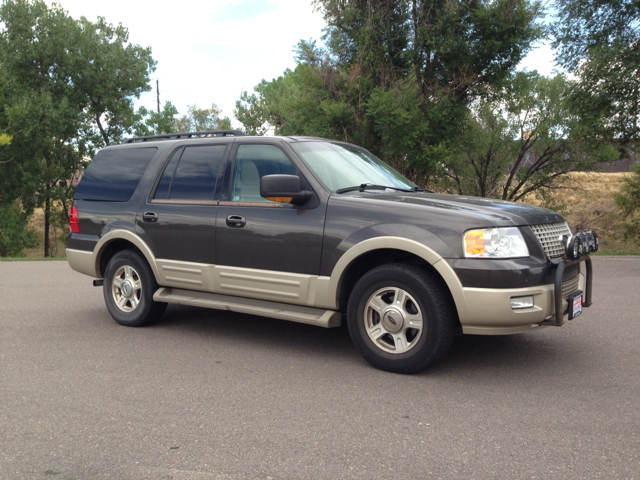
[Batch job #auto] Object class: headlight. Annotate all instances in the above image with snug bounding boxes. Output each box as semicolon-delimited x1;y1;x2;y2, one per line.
464;227;529;258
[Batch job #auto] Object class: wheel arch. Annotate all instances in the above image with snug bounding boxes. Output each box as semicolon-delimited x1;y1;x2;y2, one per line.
324;237;465;321
94;230;159;280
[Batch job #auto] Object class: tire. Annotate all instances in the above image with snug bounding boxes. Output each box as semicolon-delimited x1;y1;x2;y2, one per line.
347;264;456;374
103;250;167;327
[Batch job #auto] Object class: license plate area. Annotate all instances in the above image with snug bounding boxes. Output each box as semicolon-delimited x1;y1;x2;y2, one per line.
567;290;583;320
546;255;593;327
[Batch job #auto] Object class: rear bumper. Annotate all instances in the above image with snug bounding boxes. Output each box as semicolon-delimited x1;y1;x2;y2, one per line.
66;248;100;278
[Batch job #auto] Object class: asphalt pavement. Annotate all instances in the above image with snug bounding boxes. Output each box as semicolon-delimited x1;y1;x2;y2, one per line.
0;257;639;480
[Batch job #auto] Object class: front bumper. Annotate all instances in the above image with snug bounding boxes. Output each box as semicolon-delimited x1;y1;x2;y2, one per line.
456;255;593;335
544;255;593;327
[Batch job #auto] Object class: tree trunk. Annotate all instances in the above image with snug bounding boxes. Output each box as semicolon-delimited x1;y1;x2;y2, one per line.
96;112;110;146
44;184;50;258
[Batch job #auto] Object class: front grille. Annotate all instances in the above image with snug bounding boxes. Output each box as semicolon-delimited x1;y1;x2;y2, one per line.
561;274;580;299
530;222;571;259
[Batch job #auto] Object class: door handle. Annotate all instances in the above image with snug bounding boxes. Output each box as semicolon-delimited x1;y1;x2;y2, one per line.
226;215;246;228
142;211;158;223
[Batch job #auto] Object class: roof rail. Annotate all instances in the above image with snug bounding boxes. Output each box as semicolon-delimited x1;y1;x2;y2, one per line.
124;130;246;143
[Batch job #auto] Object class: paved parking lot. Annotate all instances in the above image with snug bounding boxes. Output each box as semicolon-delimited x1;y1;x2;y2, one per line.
1;257;639;479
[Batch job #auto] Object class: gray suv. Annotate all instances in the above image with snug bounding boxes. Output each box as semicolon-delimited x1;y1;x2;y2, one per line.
66;130;596;374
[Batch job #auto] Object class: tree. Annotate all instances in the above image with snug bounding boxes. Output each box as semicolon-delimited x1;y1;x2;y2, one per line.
0;0;156;256
0;202;38;257
0;21;85;258
439;72;617;200
134;101;179;137
614;162;640;244
235;86;281;136
176;104;232;132
318;0;542;100
78;17;156;148
552;0;640;160
235;61;371;142
552;0;639;71
236;0;543;183
1;117;36;257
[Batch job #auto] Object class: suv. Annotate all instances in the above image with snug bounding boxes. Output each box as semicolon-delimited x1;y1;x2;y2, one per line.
66;130;596;374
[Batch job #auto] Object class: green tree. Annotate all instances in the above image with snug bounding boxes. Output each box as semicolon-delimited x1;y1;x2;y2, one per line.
0;202;38;257
134;101;179;137
0;126;34;257
235;61;368;142
0;0;155;256
440;72;617;200
236;0;543;182
176;104;232;133
236;86;283;136
73;16;156;148
552;0;639;71
552;0;640;160
614;162;640;243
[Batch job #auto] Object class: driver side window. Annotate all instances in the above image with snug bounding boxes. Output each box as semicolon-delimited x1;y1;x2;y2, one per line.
230;144;297;203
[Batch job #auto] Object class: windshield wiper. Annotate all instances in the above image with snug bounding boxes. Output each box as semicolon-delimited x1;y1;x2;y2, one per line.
336;183;417;194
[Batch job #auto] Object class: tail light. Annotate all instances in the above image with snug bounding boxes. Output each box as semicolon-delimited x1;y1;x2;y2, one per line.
69;205;80;233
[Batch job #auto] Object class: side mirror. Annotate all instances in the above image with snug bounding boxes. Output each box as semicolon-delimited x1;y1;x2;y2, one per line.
260;174;311;205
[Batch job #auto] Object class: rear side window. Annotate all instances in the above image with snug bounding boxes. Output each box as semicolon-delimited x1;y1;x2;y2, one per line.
74;147;157;202
154;145;227;201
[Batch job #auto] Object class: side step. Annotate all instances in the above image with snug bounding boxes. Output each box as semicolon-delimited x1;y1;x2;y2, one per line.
153;287;341;328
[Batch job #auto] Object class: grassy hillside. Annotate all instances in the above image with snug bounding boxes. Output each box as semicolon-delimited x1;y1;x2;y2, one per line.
525;172;637;253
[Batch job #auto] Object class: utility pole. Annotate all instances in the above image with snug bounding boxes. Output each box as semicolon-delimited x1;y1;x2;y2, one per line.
156;79;160;114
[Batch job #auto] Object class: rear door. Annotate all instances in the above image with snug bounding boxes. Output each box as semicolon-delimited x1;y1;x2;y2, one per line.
135;143;230;265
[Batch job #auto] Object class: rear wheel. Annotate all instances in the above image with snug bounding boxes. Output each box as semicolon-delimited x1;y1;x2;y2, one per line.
103;250;166;327
347;264;456;374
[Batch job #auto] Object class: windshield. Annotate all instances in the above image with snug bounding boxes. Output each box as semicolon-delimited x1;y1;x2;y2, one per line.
290;142;416;192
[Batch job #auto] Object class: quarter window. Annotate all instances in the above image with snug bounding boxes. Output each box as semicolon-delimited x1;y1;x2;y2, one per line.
74;147;157;202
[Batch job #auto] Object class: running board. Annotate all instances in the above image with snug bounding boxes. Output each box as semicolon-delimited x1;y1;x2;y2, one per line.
153;287;341;328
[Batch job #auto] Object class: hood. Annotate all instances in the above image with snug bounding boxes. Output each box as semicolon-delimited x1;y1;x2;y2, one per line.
340;191;564;226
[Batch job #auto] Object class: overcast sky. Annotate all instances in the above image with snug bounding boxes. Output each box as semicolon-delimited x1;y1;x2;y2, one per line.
46;0;557;127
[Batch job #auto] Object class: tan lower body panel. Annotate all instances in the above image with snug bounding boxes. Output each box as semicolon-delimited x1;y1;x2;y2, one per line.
66;249;97;277
153;287;342;328
462;324;547;335
153;261;336;308
459;274;585;335
155;259;215;291
214;265;318;305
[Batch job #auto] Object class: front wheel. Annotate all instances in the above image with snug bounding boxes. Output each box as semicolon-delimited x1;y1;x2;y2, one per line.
103;250;167;327
347;264;456;374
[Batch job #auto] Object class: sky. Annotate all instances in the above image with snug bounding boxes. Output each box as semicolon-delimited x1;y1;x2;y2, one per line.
46;0;558;127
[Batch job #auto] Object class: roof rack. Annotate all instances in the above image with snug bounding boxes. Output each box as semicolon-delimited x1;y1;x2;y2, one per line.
124;130;246;143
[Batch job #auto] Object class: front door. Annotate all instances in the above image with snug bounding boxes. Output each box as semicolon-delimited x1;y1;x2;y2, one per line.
215;143;326;301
